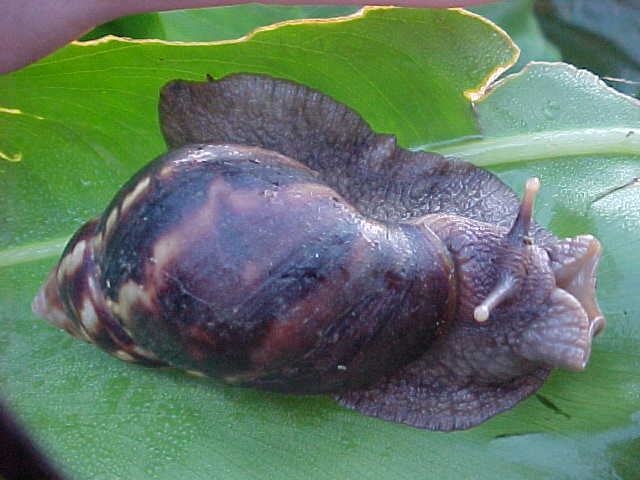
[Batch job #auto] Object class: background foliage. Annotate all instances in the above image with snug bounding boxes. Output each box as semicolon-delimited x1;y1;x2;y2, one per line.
1;2;639;479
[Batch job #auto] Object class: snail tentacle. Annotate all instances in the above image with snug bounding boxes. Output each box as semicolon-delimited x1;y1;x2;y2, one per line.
474;177;540;323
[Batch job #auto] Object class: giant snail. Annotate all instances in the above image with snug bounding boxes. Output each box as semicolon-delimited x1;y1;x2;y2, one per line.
33;74;604;431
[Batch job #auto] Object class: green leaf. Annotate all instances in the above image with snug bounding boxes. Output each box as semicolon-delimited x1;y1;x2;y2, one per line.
435;62;640;165
1;6;639;479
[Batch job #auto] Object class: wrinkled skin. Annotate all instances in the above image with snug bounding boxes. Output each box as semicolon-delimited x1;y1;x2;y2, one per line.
33;74;604;431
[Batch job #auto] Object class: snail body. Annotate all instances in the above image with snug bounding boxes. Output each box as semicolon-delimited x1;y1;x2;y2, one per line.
33;74;604;430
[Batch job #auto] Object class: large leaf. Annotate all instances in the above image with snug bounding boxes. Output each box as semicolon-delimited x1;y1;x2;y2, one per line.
1;6;639;479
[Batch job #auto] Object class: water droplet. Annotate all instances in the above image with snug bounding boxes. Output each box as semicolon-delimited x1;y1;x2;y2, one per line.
543;100;560;120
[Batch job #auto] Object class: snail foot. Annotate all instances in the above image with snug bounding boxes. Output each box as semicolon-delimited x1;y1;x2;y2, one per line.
334;348;550;431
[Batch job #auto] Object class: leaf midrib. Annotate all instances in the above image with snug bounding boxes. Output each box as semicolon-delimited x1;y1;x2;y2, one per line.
431;126;640;165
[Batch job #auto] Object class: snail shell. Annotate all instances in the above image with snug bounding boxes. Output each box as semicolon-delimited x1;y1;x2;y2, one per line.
33;74;604;431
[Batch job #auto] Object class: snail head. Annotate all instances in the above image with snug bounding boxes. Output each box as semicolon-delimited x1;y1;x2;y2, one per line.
421;177;604;380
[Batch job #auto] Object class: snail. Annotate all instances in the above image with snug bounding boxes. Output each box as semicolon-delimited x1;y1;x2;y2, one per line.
32;73;604;431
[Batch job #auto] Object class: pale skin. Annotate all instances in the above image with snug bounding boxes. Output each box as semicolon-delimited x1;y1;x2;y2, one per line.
0;0;498;74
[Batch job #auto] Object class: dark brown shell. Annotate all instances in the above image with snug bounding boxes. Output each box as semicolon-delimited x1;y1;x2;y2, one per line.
33;73;604;431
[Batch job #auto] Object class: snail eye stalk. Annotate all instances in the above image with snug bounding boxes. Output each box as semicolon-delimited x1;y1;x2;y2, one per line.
474;177;540;323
